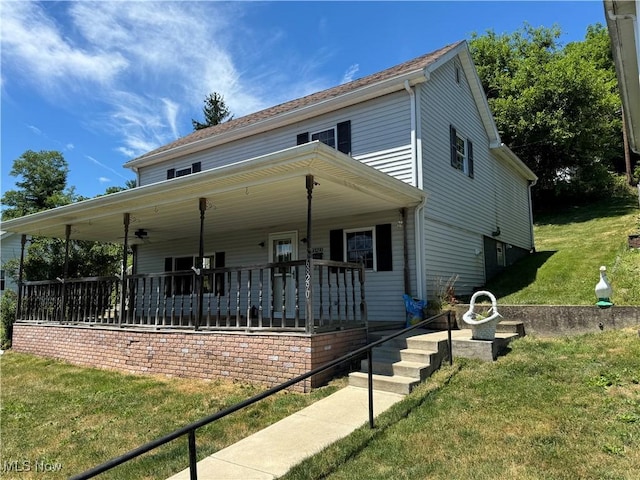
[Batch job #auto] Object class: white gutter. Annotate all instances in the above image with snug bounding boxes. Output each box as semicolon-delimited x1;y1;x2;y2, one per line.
608;7;639;53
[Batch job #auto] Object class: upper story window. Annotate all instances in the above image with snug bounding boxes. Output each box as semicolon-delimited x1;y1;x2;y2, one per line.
449;125;474;178
297;120;351;155
311;128;336;148
167;162;201;180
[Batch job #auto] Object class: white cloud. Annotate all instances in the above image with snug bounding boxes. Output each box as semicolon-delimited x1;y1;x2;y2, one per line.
1;2;338;159
341;64;360;84
86;155;129;180
98;176;110;184
27;124;42;135
0;2;127;91
66;143;75;151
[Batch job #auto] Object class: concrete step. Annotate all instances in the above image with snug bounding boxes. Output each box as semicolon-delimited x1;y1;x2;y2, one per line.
406;334;451;353
496;320;525;336
399;348;437;363
348;371;420;395
361;359;436;381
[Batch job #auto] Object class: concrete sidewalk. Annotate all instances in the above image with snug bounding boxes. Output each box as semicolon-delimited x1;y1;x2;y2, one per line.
166;386;404;480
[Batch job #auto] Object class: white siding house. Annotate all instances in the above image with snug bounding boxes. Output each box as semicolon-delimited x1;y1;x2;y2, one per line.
0;232;21;298
3;40;536;326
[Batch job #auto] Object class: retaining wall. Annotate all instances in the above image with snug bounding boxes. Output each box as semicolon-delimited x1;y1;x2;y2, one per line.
453;305;640;337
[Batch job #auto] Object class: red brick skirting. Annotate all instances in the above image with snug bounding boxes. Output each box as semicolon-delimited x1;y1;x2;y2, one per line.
12;324;367;392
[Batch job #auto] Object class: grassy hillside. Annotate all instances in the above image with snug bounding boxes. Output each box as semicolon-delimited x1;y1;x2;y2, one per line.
485;196;640;305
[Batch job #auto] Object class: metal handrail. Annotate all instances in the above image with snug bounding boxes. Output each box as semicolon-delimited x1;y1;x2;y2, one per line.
70;310;453;480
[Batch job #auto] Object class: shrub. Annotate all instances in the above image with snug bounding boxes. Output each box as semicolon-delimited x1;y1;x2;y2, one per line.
1;290;17;349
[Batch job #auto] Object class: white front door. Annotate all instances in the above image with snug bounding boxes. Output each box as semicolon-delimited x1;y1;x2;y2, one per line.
269;231;298;318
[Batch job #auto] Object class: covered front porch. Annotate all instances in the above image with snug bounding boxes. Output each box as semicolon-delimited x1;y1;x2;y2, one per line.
6;142;426;335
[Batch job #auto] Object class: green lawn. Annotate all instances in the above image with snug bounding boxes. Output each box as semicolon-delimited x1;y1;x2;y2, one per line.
485;196;640;305
0;352;344;479
283;328;640;480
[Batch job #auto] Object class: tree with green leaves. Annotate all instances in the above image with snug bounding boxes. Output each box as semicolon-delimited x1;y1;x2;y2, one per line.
192;92;234;130
1;150;121;282
1;150;76;220
470;24;623;209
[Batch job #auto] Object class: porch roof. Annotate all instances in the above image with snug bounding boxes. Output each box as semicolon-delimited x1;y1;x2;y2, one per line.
1;142;425;244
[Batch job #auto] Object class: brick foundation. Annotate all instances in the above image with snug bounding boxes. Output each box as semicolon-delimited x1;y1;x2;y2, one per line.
12;324;367;392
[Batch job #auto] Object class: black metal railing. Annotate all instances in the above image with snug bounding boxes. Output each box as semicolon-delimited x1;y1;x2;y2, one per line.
17;260;366;333
69;311;453;480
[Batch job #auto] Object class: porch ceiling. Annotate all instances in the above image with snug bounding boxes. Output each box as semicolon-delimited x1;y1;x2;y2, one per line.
2;142;425;244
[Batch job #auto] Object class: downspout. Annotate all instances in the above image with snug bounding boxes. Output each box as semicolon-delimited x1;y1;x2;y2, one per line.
404;79;426;299
528;178;538;252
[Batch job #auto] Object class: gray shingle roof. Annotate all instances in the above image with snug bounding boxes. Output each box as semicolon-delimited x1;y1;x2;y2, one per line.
131;41;464;163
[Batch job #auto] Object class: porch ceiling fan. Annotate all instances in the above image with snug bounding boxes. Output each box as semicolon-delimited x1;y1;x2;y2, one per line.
117;228;151;244
134;228;148;240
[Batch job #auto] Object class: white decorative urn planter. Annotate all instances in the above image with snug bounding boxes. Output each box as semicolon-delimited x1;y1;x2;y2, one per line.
462;290;502;341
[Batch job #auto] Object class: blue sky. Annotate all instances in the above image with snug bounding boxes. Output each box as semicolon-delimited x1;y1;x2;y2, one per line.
1;1;607;200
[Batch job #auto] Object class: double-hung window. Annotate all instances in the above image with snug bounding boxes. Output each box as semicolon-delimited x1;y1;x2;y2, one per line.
297;120;351;155
164;253;223;295
330;224;392;272
345;228;375;270
311;128;336;149
449;125;474;178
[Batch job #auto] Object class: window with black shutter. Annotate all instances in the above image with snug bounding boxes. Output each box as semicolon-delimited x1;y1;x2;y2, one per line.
297;120;351;155
330;224;392;271
449;124;474;178
167;161;202;180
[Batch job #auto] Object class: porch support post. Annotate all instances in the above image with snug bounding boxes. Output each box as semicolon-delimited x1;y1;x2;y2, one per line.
119;213;130;327
196;197;207;331
16;234;27;321
305;175;315;333
60;225;71;322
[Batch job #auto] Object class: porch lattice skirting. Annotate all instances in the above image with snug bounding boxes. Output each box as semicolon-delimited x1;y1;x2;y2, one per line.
12;324;367;392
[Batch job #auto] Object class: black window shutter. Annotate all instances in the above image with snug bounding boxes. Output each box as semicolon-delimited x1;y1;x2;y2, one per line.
337;120;351;155
167;168;176;179
467;139;474;178
375;224;393;271
449;125;457;168
164;257;173;297
215;251;225;295
329;229;344;261
297;132;310;145
192;162;201;173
